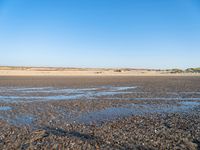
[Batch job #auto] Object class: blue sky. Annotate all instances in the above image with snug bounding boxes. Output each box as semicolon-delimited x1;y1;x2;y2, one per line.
0;0;200;69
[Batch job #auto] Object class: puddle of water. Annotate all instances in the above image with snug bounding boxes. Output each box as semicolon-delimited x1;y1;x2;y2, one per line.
0;86;138;102
9;115;35;126
17;87;99;94
129;97;200;101
108;86;137;91
97;97;200;101
179;101;200;108
75;107;136;124
13;87;53;91
94;91;133;97
0;113;35;126
180;92;200;94
1;86;136;93
44;94;87;100
0;106;12;111
75;101;200;124
2;85;199;102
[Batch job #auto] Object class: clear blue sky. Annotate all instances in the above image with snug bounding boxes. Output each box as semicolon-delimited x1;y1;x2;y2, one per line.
0;0;200;69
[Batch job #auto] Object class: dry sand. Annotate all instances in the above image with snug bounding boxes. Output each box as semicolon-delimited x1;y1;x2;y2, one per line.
0;67;199;76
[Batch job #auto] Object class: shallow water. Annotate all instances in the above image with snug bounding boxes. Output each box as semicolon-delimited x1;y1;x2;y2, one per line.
0;86;137;102
76;107;134;124
1;86;200;103
0;106;12;111
1;85;200;126
179;101;200;108
75;101;200;124
9;115;35;126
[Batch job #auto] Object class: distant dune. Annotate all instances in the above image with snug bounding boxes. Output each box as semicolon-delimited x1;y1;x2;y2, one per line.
0;66;199;76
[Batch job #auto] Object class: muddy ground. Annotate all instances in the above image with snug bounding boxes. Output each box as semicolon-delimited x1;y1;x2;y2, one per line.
0;76;200;150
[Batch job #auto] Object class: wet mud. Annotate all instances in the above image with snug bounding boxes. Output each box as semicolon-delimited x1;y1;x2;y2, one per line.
0;76;200;149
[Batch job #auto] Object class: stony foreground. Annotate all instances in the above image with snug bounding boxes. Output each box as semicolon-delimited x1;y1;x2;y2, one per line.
1;112;200;149
0;76;200;149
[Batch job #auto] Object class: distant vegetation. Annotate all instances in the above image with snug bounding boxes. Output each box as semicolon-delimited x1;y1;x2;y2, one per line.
114;69;122;72
185;68;200;73
169;69;184;74
168;68;200;74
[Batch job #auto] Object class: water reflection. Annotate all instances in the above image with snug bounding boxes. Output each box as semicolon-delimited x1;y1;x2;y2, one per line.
0;86;137;102
75;101;200;124
0;106;12;111
9;115;35;126
1;85;200;126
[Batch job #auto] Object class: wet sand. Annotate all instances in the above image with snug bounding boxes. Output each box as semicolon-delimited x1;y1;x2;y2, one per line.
0;76;200;149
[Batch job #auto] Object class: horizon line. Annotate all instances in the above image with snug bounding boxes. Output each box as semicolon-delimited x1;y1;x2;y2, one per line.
0;65;199;70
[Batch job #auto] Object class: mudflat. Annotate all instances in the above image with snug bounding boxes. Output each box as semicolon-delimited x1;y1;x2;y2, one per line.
0;76;200;149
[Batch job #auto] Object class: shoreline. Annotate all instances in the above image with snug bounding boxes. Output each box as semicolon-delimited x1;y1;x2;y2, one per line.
0;69;200;76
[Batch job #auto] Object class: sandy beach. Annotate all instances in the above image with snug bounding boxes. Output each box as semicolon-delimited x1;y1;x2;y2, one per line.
0;67;199;76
